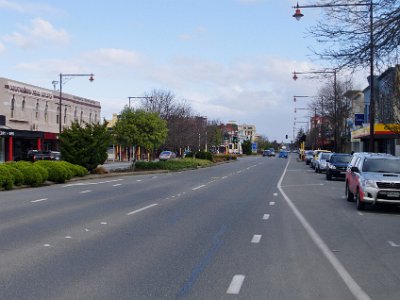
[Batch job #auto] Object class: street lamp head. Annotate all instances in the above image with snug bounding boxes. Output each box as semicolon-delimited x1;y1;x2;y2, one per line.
89;74;94;82
292;72;298;81
294;97;297;102
293;3;304;20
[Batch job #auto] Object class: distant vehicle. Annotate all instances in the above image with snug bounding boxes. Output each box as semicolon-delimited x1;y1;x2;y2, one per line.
278;150;288;158
326;153;352;180
304;150;314;165
268;148;276;157
314;152;332;173
345;153;400;210
27;150;61;162
159;151;176;161
311;150;331;169
262;150;271;157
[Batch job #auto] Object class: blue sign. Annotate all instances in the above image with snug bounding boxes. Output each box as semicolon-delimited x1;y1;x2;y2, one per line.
355;114;364;126
251;142;257;152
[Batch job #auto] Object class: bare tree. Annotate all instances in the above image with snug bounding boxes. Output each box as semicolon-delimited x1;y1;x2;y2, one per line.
307;0;400;71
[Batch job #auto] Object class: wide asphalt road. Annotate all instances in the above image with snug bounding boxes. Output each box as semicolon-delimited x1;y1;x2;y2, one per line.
1;154;400;299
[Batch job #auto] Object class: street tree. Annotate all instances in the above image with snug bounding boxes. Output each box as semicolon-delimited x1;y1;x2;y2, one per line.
60;121;111;172
114;108;168;161
307;0;400;70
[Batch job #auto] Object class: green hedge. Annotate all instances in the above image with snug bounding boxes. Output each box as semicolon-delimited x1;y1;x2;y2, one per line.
0;160;88;190
0;165;13;190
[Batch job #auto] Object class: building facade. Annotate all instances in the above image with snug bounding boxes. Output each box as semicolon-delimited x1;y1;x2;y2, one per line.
0;77;101;162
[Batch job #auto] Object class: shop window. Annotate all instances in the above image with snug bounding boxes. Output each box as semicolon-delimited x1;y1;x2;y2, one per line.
64;106;68;124
35;100;39;120
10;95;15;118
56;105;60;124
45;102;48;121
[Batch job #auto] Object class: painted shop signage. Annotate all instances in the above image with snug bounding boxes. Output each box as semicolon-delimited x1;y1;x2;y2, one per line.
0;131;15;136
5;82;53;100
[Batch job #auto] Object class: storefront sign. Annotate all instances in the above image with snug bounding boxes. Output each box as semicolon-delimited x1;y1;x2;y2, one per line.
5;82;53;100
0;131;15;136
354;114;364;126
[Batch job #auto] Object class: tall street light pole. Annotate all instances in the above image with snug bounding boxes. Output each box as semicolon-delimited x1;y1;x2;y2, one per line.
58;73;94;134
293;69;338;151
292;0;375;152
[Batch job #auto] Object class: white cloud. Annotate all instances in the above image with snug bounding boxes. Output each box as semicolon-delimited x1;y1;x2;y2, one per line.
0;0;56;14
82;48;142;67
4;18;69;49
0;41;5;53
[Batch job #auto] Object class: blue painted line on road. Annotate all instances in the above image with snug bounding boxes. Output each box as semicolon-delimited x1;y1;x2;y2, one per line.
177;224;226;298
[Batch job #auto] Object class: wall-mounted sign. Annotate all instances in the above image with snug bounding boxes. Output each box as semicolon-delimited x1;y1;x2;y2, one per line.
0;131;15;136
5;82;53;100
355;114;364;126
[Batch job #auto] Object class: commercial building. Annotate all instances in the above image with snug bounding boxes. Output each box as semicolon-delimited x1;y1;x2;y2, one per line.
0;77;101;162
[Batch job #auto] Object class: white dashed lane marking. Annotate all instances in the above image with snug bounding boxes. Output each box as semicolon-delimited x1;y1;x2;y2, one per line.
262;214;270;220
31;198;48;203
80;190;91;194
127;203;158;216
251;235;262;244
226;275;245;294
269;202;275;206
192;185;206;191
273;193;278;196
113;184;122;186
388;241;400;247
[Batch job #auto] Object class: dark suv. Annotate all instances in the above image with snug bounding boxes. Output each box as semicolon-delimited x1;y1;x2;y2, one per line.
326;153;352;180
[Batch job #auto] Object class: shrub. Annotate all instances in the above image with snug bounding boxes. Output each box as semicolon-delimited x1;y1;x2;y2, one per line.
195;151;213;161
135;158;212;171
0;165;13;190
92;166;109;175
34;161;68;183
3;163;24;186
18;165;44;187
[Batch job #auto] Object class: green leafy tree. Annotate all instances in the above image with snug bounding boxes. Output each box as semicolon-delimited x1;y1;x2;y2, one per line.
114;108;168;160
60;121;111;172
241;140;252;155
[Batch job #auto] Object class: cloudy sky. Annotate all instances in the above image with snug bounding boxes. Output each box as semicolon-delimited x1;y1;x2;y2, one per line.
0;0;368;141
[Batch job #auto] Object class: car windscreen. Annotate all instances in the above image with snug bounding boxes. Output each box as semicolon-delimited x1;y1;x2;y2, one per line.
332;155;352;163
320;153;330;160
362;158;400;173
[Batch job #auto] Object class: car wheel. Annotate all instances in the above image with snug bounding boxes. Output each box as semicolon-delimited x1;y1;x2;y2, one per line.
356;190;365;210
318;167;322;174
346;183;354;202
326;172;332;180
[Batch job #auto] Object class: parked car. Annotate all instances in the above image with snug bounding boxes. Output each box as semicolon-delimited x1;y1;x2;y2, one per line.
314;152;332;173
268;148;276;157
326;153;352;180
159;151;176;161
278;150;288;158
311;150;331;169
304;150;314;165
345;153;400;210
27;150;61;162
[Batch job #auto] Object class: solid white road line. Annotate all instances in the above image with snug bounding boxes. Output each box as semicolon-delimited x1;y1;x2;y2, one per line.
31;198;48;203
388;241;400;247
192;185;206;191
127;203;158;216
277;157;371;300
263;214;270;220
251;235;262;243
226;275;245;294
